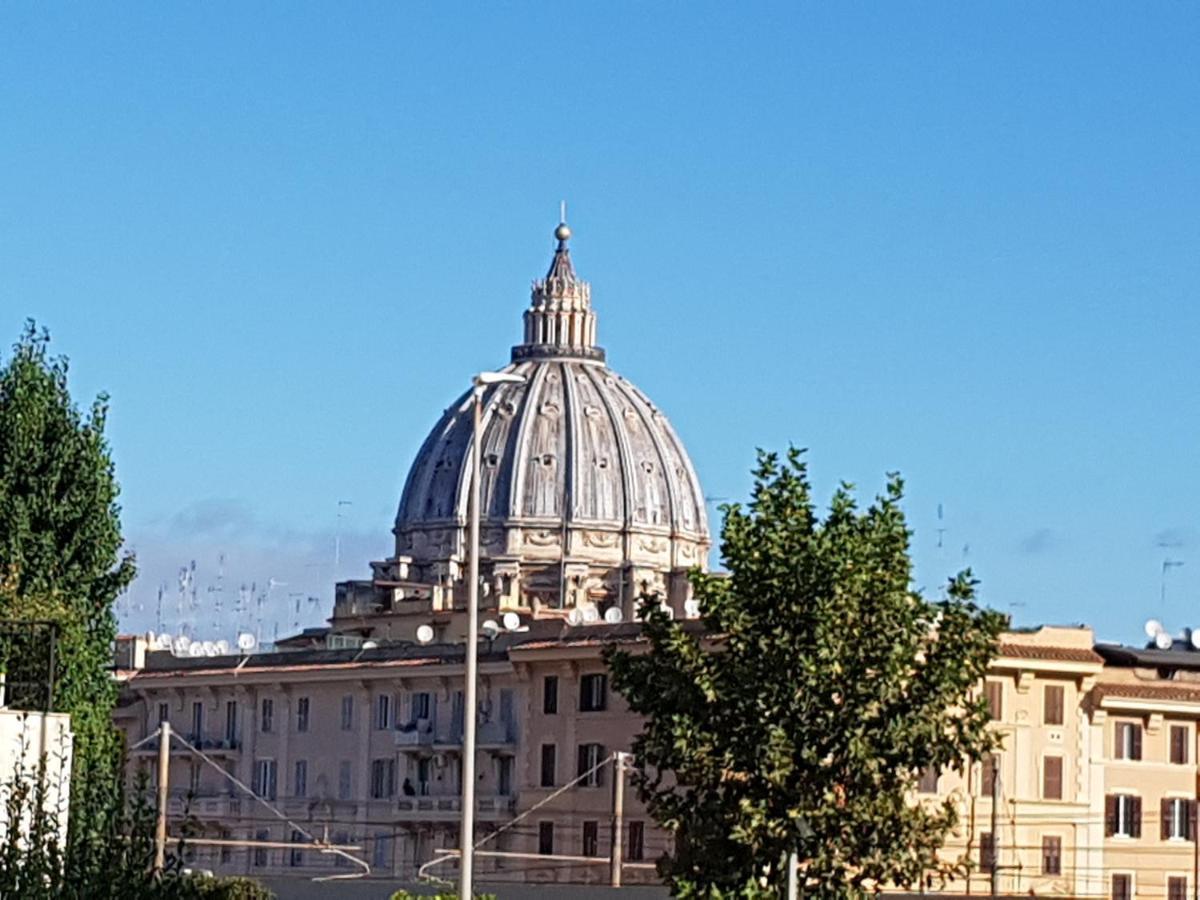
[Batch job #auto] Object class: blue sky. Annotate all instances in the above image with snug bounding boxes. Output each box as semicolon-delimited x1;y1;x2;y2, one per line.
1;4;1197;644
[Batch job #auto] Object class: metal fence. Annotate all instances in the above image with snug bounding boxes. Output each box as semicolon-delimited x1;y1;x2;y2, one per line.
0;619;58;712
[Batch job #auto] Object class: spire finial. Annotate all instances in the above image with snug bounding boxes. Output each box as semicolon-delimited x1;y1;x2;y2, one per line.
555;201;571;244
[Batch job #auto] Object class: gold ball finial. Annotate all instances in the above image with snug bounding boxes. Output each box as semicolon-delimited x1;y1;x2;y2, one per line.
555;222;571;242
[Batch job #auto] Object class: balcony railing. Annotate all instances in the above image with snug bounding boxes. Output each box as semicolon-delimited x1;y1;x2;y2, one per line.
395;794;515;819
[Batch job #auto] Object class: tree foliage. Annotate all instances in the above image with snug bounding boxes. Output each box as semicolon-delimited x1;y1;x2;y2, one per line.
0;322;136;874
606;449;1007;898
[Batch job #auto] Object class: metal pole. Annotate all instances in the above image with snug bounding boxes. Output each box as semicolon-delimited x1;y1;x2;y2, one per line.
459;386;483;900
786;850;799;900
154;720;171;875
609;752;625;887
989;755;999;898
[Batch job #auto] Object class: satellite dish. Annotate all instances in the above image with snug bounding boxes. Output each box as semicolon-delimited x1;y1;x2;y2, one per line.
214;640;230;655
171;636;189;655
236;632;257;652
1155;631;1174;651
582;605;600;624
502;612;521;632
416;624;435;645
362;640;378;649
481;619;501;639
566;607;584;627
155;634;172;651
684;598;702;619
1145;619;1164;638
1190;629;1200;651
603;607;624;624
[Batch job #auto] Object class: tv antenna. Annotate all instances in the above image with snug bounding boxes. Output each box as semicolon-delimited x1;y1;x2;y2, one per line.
335;500;353;571
1162;558;1185;606
936;503;946;550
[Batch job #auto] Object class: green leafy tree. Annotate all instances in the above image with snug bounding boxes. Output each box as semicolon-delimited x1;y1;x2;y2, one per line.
606;449;1006;898
0;322;136;873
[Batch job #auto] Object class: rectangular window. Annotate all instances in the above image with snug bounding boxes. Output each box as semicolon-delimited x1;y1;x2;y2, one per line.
580;673;608;712
253;759;277;801
540;744;557;788
333;832;349;868
1105;794;1142;838
1169;877;1188;900
497;756;513;796
260;698;273;733
157;702;169;724
1162;798;1195;840
628;821;645;862
1043;756;1063;800
577;743;606;787
582;821;599;857
538;821;554;855
543;676;558;715
371;758;396;799
289;829;304;867
253;829;269;868
980;832;995;871
375;694;392;730
190;702;203;741
1043;684;1065;726
984;681;1003;720
981;753;999;796
340;695;354;731
1114;721;1142;761
338;761;352;800
225;700;237;745
917;766;939;794
411;691;431;721
1171;725;1190;765
1112;874;1132;900
296;697;309;733
1041;835;1061;875
293;760;307;798
372;832;391;869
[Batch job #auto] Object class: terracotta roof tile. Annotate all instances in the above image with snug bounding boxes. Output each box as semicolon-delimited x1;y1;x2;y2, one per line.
1094;683;1200;704
997;642;1102;663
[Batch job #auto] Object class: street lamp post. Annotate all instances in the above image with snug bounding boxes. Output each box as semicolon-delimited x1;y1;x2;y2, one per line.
460;370;525;900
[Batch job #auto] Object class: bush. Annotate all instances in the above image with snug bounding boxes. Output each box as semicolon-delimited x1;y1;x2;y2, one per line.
390;891;496;900
188;875;276;900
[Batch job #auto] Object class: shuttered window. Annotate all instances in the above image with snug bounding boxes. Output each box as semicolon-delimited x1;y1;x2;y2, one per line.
917;766;939;794
1042;756;1063;800
538;822;554;855
1168;877;1188;900
1043;684;1064;726
1041;835;1061;875
1161;797;1196;840
981;753;999;796
1114;721;1142;760
1171;725;1190;765
1112;874;1131;900
540;744;556;788
1105;794;1141;838
980;832;995;870
984;681;1003;720
582;821;599;857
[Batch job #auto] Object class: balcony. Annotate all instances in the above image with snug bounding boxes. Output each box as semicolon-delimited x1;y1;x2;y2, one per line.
394;718;436;748
166;793;242;820
394;719;515;753
395;794;516;821
132;736;241;756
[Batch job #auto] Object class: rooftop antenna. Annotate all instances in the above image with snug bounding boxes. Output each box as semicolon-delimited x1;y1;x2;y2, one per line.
334;500;353;572
559;200;567;225
936;503;946;550
1162;558;1185;607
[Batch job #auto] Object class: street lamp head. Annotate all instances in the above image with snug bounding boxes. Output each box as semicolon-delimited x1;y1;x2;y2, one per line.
473;371;527;388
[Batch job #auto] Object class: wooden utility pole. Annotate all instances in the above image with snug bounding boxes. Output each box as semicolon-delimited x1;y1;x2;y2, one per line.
154;720;171;875
609;752;626;887
989;754;1000;898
